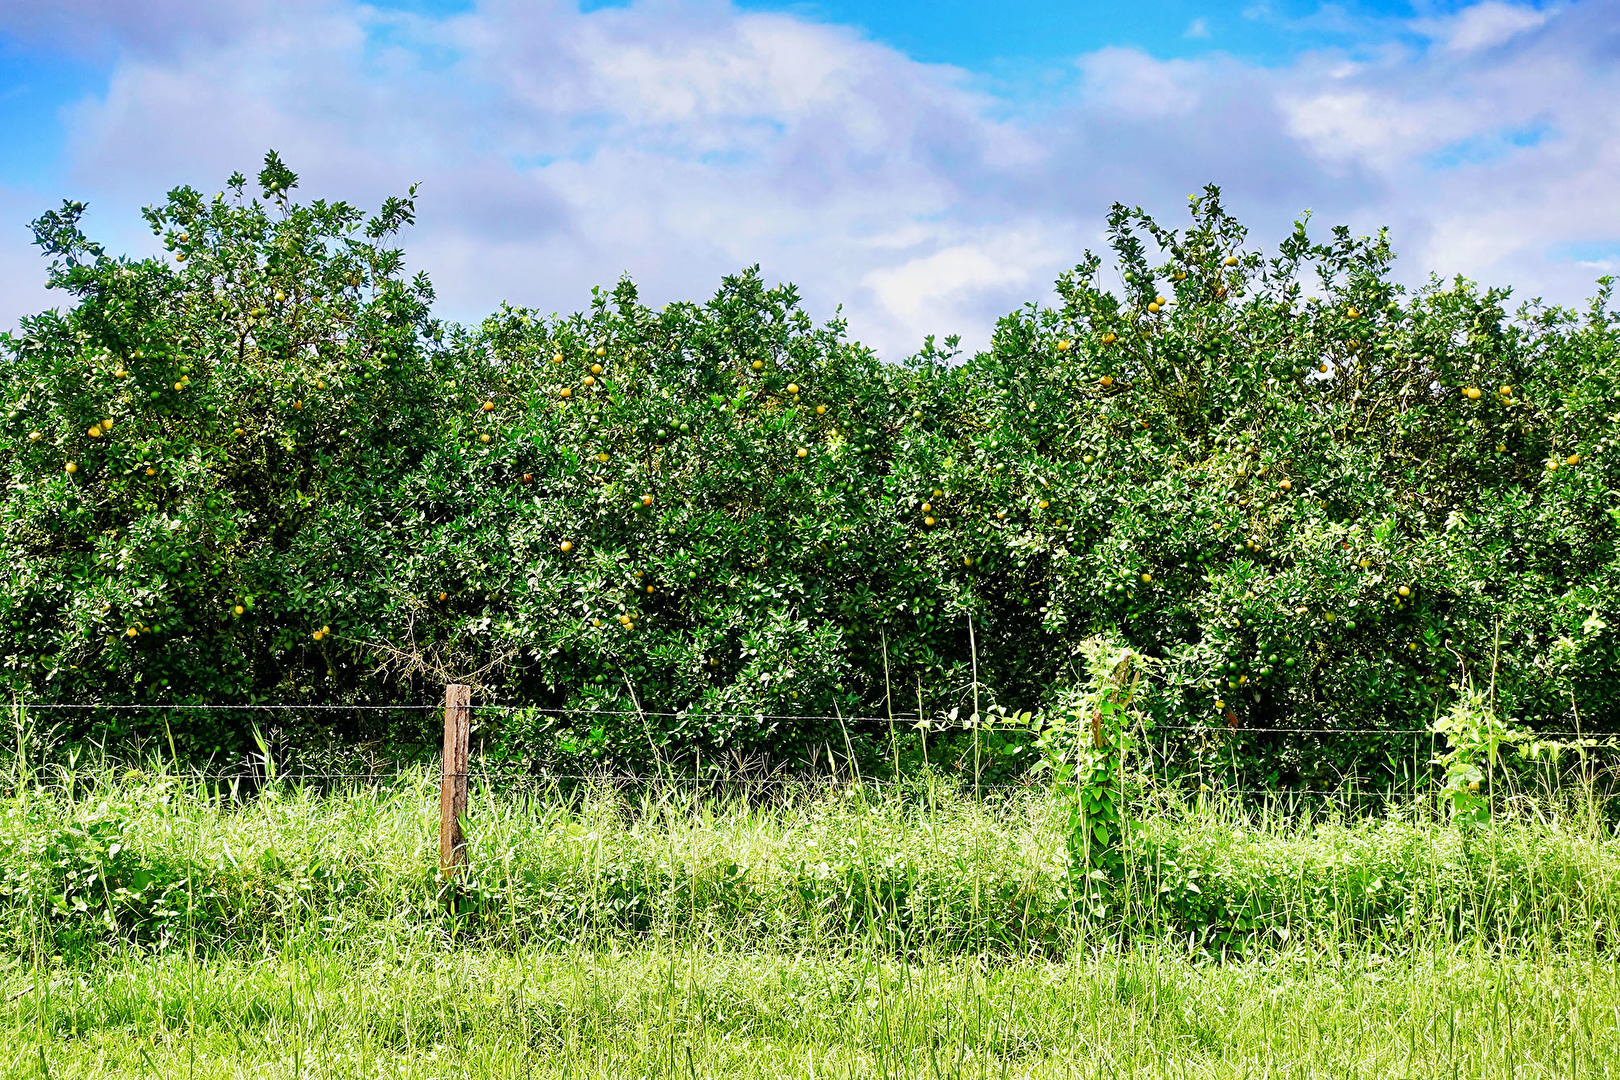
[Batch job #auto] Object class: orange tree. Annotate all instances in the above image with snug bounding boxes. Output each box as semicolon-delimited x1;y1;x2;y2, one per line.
3;160;1616;782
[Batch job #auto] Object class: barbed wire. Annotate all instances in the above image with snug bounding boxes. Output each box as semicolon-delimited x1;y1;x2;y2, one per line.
14;700;1614;743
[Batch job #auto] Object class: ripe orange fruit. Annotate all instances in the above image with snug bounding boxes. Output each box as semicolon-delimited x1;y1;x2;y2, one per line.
640;494;653;506
1056;340;1071;352
552;353;564;364
87;425;101;438
796;447;808;458
482;401;495;412
751;360;764;371
316;380;326;390
174;382;184;391
1568;453;1580;465
522;473;533;484
591;363;603;374
1155;295;1166;305
438;592;448;601
595;346;606;357
1499;385;1512;396
102;417;114;431
921;502;931;512
815;404;827;415
479;433;491;444
322;625;330;635
1347;307;1359;318
1546;460;1558;471
1141;572;1152;583
127;627;138;637
294;401;303;410
233;605;245;616
234;427;245;436
1100;376;1114;387
786;383;799;394
1278;479;1291;491
560;388;571;398
1397;585;1410;598
1464;387;1481;400
1038;499;1049;509
145;467;155;476
560;540;573;552
924;516;935;526
1223;256;1237;266
995;510;1006;519
646;585;655;594
312;630;324;641
1147;302;1160;313
65;462;77;474
1101;332;1117;345
1215;286;1227;298
583;375;596;386
1318;363;1329;373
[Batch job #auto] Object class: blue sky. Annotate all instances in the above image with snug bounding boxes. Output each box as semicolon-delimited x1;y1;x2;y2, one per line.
1;0;1616;357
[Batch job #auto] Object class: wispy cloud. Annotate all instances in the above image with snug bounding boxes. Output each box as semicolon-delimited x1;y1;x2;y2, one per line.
1;0;1617;358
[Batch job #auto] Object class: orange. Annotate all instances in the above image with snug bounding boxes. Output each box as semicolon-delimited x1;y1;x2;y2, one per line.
816;404;827;415
1038;499;1049;509
1278;479;1291;491
560;540;574;552
126;627;138;638
234;427;245;436
591;363;603;374
1499;385;1511;396
438;592;448;601
1141;572;1153;583
522;473;533;484
233;605;245;616
1101;332;1117;345
479;433;491;444
921;502;931;513
646;585;655;594
595;346;606;357
65;462;77;474
312;630;324;641
597;452;610;462
1567;453;1581;465
145;467;155;476
1397;585;1410;598
751;360;764;371
482;401;495;412
1347;307;1359;318
87;425;101;438
583;375;595;386
552;353;564;364
932;489;942;498
924;516;935;526
101;418;114;430
1147;302;1160;313
1100;376;1114;387
1056;340;1071;352
560;388;571;398
796;447;808;458
1223;256;1237;266
1464;387;1481;400
786;383;800;394
640;494;653;506
174;382;184;391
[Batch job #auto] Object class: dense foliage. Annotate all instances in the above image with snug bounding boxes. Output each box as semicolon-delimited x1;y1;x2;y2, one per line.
3;155;1617;781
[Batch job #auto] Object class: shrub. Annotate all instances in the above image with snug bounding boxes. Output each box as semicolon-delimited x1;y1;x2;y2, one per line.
2;156;1616;780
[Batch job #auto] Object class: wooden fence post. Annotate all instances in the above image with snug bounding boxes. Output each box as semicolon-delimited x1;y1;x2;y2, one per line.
439;683;471;878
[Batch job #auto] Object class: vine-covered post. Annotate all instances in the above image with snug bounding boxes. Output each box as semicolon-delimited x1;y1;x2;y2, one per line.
439;683;471;877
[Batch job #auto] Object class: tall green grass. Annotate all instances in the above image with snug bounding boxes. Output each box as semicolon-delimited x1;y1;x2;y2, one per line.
3;765;1618;959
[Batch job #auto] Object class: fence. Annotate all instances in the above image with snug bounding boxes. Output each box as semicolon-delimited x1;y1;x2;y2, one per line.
12;683;1620;881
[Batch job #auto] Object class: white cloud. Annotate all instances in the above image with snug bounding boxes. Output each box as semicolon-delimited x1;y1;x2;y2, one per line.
1;0;1618;361
1414;2;1551;54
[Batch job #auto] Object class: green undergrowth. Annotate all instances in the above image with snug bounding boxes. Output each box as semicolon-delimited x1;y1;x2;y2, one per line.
3;768;1618;961
5;943;1619;1078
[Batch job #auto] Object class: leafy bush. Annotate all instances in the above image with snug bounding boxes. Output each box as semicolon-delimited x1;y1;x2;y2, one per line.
2;155;1617;780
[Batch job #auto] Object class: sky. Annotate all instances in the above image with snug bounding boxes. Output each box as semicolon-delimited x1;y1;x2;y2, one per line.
1;0;1617;359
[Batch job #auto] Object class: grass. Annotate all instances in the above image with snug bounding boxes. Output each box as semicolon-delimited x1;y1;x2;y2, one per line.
3;766;1620;1075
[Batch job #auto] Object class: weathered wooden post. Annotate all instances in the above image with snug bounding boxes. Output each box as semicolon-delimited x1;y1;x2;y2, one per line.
439;683;471;878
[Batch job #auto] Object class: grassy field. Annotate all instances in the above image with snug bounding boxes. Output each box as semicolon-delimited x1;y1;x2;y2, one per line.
4;768;1620;1076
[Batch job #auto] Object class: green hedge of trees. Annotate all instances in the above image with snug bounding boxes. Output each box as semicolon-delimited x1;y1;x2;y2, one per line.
3;154;1616;784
